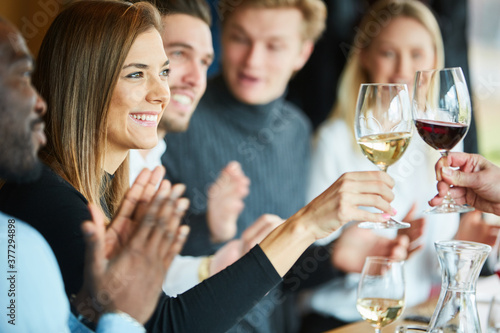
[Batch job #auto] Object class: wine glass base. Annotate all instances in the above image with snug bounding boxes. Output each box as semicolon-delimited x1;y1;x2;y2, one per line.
358;219;410;229
424;204;474;214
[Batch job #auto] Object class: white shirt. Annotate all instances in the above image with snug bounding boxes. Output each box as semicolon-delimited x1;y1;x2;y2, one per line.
129;139;167;186
0;212;145;333
304;118;461;321
130;141;204;296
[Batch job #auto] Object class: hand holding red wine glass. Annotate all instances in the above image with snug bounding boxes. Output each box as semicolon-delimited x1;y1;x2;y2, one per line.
412;67;474;214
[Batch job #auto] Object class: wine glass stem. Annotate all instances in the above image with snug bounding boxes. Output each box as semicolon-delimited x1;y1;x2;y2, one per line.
439;151;455;203
374;328;382;333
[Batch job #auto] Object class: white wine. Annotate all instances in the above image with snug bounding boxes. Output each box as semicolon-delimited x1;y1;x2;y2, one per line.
356;297;404;328
357;132;412;171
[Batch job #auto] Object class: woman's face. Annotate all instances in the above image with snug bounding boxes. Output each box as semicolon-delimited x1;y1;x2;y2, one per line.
107;28;170;152
361;16;436;93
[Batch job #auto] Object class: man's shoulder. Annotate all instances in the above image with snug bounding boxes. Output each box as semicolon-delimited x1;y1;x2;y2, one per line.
282;99;312;124
0;213;55;258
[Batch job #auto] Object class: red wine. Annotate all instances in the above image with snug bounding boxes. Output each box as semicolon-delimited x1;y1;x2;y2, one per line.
496;270;500;279
415;119;467;151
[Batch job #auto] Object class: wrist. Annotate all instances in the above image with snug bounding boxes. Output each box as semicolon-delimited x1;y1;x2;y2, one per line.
259;216;316;277
198;255;214;282
70;293;99;330
100;311;145;330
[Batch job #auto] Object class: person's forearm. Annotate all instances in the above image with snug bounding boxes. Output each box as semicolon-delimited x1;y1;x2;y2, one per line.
259;213;316;277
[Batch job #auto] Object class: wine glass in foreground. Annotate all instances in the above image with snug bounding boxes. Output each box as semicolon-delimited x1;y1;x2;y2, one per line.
357;257;405;333
412;67;474;214
355;83;412;229
492;230;500;279
488;293;500;333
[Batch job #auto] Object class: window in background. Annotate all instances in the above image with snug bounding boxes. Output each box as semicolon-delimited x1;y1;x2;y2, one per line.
469;0;500;165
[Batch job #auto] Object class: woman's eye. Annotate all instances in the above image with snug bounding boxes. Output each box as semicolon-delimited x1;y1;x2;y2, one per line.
412;52;423;59
268;44;284;52
160;68;170;77
126;72;144;79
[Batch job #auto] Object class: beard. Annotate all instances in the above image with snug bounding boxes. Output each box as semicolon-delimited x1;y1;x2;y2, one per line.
159;114;191;134
0;123;43;183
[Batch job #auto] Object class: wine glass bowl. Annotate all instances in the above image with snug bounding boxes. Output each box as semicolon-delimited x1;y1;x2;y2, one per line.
355;83;413;229
412;67;474;214
357;257;406;333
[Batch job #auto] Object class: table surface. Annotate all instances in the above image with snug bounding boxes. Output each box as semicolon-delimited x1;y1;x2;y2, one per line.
324;275;500;333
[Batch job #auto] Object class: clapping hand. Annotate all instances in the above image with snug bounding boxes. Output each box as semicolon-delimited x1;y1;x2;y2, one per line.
73;167;190;324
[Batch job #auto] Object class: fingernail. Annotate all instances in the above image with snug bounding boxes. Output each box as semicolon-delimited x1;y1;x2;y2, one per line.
382;213;391;220
176;198;189;211
179;225;190;237
82;224;94;237
442;167;453;176
171;184;186;199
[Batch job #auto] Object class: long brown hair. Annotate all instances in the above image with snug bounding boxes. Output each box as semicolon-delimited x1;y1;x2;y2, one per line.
33;0;162;218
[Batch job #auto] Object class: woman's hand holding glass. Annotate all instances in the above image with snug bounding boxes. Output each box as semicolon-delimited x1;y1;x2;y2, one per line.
355;83;413;229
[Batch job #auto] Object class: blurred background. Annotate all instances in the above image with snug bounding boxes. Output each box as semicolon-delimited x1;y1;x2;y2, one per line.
469;0;500;165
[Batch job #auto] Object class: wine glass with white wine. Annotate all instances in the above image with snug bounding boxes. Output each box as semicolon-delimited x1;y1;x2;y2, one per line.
355;83;413;229
357;257;405;333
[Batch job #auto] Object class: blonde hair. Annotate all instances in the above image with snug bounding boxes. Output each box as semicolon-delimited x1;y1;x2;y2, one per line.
218;0;327;42
33;0;162;219
330;0;444;144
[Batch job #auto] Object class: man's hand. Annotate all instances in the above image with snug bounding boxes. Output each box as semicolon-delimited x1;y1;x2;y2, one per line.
430;152;500;215
207;161;250;243
455;210;500;246
332;224;410;273
210;214;283;276
73;170;190;324
397;203;425;255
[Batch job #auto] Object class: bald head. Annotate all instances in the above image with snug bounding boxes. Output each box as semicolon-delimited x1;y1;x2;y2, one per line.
0;17;47;182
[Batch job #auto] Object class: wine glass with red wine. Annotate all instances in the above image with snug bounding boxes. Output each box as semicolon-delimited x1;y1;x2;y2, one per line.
412;67;474;214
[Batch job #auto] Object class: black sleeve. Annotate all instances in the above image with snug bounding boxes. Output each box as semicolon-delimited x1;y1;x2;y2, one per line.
0;166;90;297
282;243;345;292
145;245;282;333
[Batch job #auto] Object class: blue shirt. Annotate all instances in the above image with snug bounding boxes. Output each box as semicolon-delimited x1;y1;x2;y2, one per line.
0;212;145;333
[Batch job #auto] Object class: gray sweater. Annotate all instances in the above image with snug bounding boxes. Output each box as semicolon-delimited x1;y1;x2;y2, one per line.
163;76;312;256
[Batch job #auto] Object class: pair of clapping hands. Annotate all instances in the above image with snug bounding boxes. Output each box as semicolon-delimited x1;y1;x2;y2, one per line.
72;166;189;325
